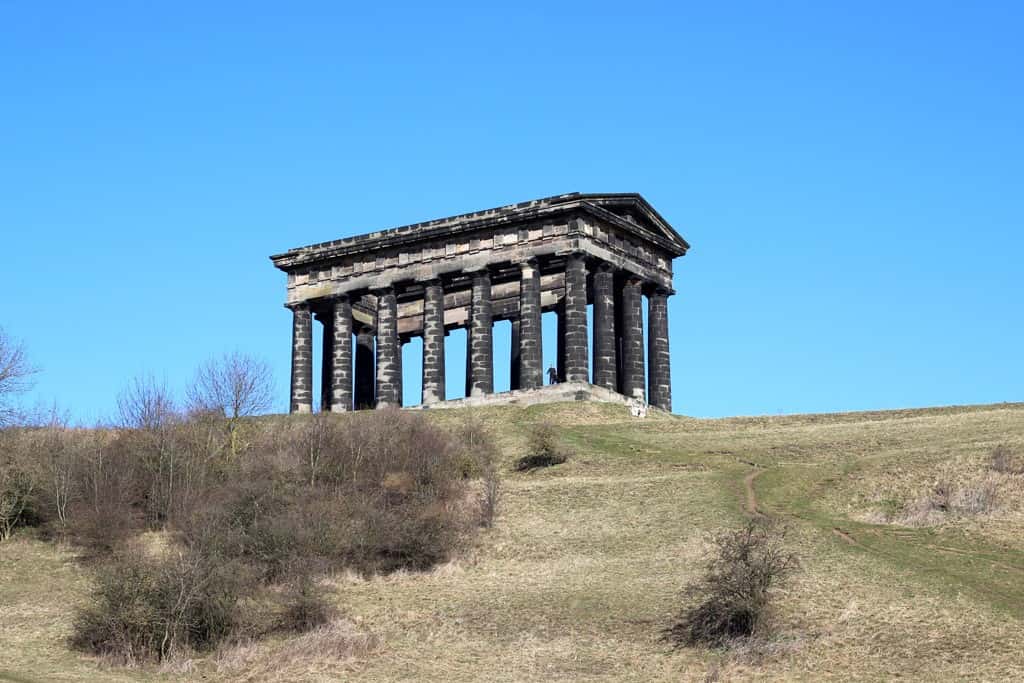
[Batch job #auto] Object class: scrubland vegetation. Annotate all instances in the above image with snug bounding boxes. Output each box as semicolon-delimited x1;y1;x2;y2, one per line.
1;333;1023;681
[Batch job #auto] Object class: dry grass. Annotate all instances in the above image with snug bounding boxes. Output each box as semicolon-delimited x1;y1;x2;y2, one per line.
2;401;1024;681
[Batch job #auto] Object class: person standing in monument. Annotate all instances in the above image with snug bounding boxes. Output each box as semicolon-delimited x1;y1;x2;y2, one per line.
547;365;558;385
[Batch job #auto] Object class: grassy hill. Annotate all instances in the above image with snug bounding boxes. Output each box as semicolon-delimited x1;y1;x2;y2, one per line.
3;401;1023;681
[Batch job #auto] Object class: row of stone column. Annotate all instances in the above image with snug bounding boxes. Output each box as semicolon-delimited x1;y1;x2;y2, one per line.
288;254;672;413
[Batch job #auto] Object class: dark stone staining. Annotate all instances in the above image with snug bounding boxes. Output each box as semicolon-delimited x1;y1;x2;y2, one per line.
273;194;688;413
556;302;566;382
509;318;521;391
375;288;402;408
647;287;671;411
354;327;375;409
421;279;446;405
518;260;543;390
619;277;645;401
331;296;353;412
467;270;493;396
318;311;333;412
592;262;617;391
563;253;589;383
290;304;313;413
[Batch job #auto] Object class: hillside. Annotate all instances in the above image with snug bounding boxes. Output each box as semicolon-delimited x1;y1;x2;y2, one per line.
3;401;1024;682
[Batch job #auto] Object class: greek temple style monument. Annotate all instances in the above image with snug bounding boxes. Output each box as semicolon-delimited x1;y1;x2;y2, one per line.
270;193;689;413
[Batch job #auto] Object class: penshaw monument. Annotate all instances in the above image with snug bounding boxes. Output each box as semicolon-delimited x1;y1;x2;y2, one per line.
270;193;689;413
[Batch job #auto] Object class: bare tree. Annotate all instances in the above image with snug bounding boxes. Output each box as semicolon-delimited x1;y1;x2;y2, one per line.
186;351;274;419
117;376;181;526
0;327;38;427
186;351;274;457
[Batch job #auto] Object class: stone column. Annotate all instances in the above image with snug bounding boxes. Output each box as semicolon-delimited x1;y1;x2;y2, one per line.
467;269;493;396
354;326;375;409
647;287;672;411
289;303;313;413
421;279;446;405
556;303;566;382
592;262;616;391
563;252;589;383
318;311;333;412
518;259;543;390
374;287;401;408
620;276;645;401
330;296;353;412
509;319;521;391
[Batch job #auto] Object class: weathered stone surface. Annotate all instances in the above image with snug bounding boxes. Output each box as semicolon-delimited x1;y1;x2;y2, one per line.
619;276;645;401
647;287;671;411
289;303;313;413
467;270;493;396
331;296;353;412
317;311;333;412
509;318;521;391
273;193;688;414
592;262;616;391
563;253;589;383
354;326;375;409
374;288;401;408
421;279;446;405
518;259;542;390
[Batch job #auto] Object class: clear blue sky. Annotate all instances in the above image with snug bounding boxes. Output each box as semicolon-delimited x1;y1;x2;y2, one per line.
2;2;1021;421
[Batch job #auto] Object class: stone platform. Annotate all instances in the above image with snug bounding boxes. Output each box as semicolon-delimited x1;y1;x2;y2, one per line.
413;381;653;414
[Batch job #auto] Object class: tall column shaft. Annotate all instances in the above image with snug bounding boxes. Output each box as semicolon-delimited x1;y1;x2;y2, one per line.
518;260;543;390
563;253;589;383
319;312;333;412
375;287;402;408
556;303;566;382
647;288;672;411
592;263;617;391
509;319;521;391
354;327;375;409
289;304;313;413
421;279;446;405
620;276;645;401
330;297;353;412
467;270;493;396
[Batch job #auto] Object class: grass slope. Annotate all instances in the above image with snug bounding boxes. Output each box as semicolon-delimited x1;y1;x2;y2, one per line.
2;401;1023;681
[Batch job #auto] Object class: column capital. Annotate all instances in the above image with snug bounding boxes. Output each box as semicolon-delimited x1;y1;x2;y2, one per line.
285;301;311;312
643;282;675;297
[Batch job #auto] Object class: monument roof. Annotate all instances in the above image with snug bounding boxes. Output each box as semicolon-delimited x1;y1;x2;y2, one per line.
270;192;689;270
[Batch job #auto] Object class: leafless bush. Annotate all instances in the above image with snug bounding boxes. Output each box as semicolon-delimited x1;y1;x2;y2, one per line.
898;476;1000;526
452;416;501;527
0;448;37;540
514;421;569;471
70;547;244;663
953;478;999;515
664;520;797;648
277;571;338;633
989;444;1024;475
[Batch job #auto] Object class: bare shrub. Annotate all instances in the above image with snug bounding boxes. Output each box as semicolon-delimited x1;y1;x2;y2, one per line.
187;351;274;458
70;547;243;663
665;520;797;648
277;571;338;633
989;444;1024;475
452;416;501;527
897;477;1001;526
0;449;37;540
953;477;999;515
514;421;569;471
68;431;144;553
